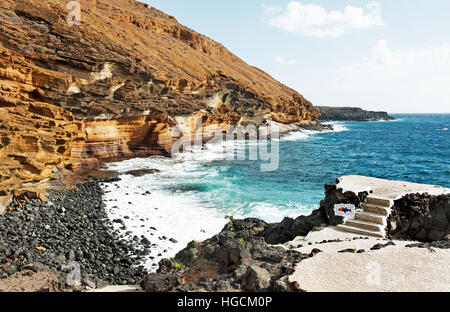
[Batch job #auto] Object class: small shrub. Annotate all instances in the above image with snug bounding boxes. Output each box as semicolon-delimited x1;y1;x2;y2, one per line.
4;10;17;17
34;45;47;53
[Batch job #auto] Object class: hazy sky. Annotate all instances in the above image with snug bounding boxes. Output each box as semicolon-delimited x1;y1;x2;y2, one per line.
144;0;450;113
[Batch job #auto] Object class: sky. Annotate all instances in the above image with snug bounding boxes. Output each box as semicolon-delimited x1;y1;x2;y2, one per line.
143;0;450;113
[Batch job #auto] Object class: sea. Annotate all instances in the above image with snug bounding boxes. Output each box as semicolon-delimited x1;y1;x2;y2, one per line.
100;114;450;270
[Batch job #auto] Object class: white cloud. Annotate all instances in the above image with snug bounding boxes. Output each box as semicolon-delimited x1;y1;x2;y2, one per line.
273;56;298;65
327;40;450;113
261;4;282;14
263;1;384;38
356;39;450;74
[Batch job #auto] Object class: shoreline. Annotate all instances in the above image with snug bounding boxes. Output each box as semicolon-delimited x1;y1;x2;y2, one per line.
0;179;325;291
0;182;149;291
1;120;449;292
1;176;448;292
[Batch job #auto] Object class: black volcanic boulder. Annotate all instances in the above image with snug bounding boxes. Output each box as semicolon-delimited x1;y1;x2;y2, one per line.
240;265;271;291
140;218;313;292
262;209;326;244
388;193;450;242
124;169;161;177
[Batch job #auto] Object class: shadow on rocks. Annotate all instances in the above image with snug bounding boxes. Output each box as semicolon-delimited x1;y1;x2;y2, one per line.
140;213;325;292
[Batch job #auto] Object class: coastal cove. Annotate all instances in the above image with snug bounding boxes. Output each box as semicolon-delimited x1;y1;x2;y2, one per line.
101;114;450;270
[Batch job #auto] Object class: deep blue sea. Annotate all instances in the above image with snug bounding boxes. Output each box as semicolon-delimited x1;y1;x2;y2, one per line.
102;114;449;268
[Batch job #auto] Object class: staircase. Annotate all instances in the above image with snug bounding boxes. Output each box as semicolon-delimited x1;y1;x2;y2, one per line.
336;196;393;238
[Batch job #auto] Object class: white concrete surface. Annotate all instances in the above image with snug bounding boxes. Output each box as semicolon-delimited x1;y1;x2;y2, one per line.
337;175;450;200
287;227;450;292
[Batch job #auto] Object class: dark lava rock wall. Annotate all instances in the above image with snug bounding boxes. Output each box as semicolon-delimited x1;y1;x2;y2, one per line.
388;193;450;242
140;218;321;292
319;182;369;226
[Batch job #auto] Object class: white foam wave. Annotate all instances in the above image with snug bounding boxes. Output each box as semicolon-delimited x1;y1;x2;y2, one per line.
321;122;349;133
329;123;349;132
231;202;313;223
280;122;348;142
102;173;227;271
280;131;311;141
100;121;343;269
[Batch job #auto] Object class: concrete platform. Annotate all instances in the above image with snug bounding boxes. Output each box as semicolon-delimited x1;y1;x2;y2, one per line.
337;175;450;200
334;176;450;238
286;227;450;292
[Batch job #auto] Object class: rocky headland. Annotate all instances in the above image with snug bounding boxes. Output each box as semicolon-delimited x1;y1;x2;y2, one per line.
316;106;395;122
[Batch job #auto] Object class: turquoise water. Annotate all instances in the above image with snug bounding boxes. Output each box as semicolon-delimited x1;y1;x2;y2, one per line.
103;114;449;268
181;114;450;217
107;114;449;223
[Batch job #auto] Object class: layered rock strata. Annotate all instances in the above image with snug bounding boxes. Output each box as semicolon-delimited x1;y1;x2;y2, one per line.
0;0;320;195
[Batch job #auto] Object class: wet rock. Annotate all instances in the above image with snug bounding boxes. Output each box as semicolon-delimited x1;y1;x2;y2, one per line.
124;169;161;177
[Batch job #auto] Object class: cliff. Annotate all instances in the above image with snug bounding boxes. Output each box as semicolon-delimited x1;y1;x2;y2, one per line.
316;106;395;122
0;0;319;196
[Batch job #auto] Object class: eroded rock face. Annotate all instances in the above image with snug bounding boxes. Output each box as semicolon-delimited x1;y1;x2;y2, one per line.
0;0;320;195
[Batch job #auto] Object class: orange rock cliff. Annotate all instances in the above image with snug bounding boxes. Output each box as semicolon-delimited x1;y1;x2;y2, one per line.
0;0;320;197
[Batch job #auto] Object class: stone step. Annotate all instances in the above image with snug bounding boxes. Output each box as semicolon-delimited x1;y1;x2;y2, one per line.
345;219;385;232
336;224;385;238
366;196;392;208
355;211;385;225
361;203;390;216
